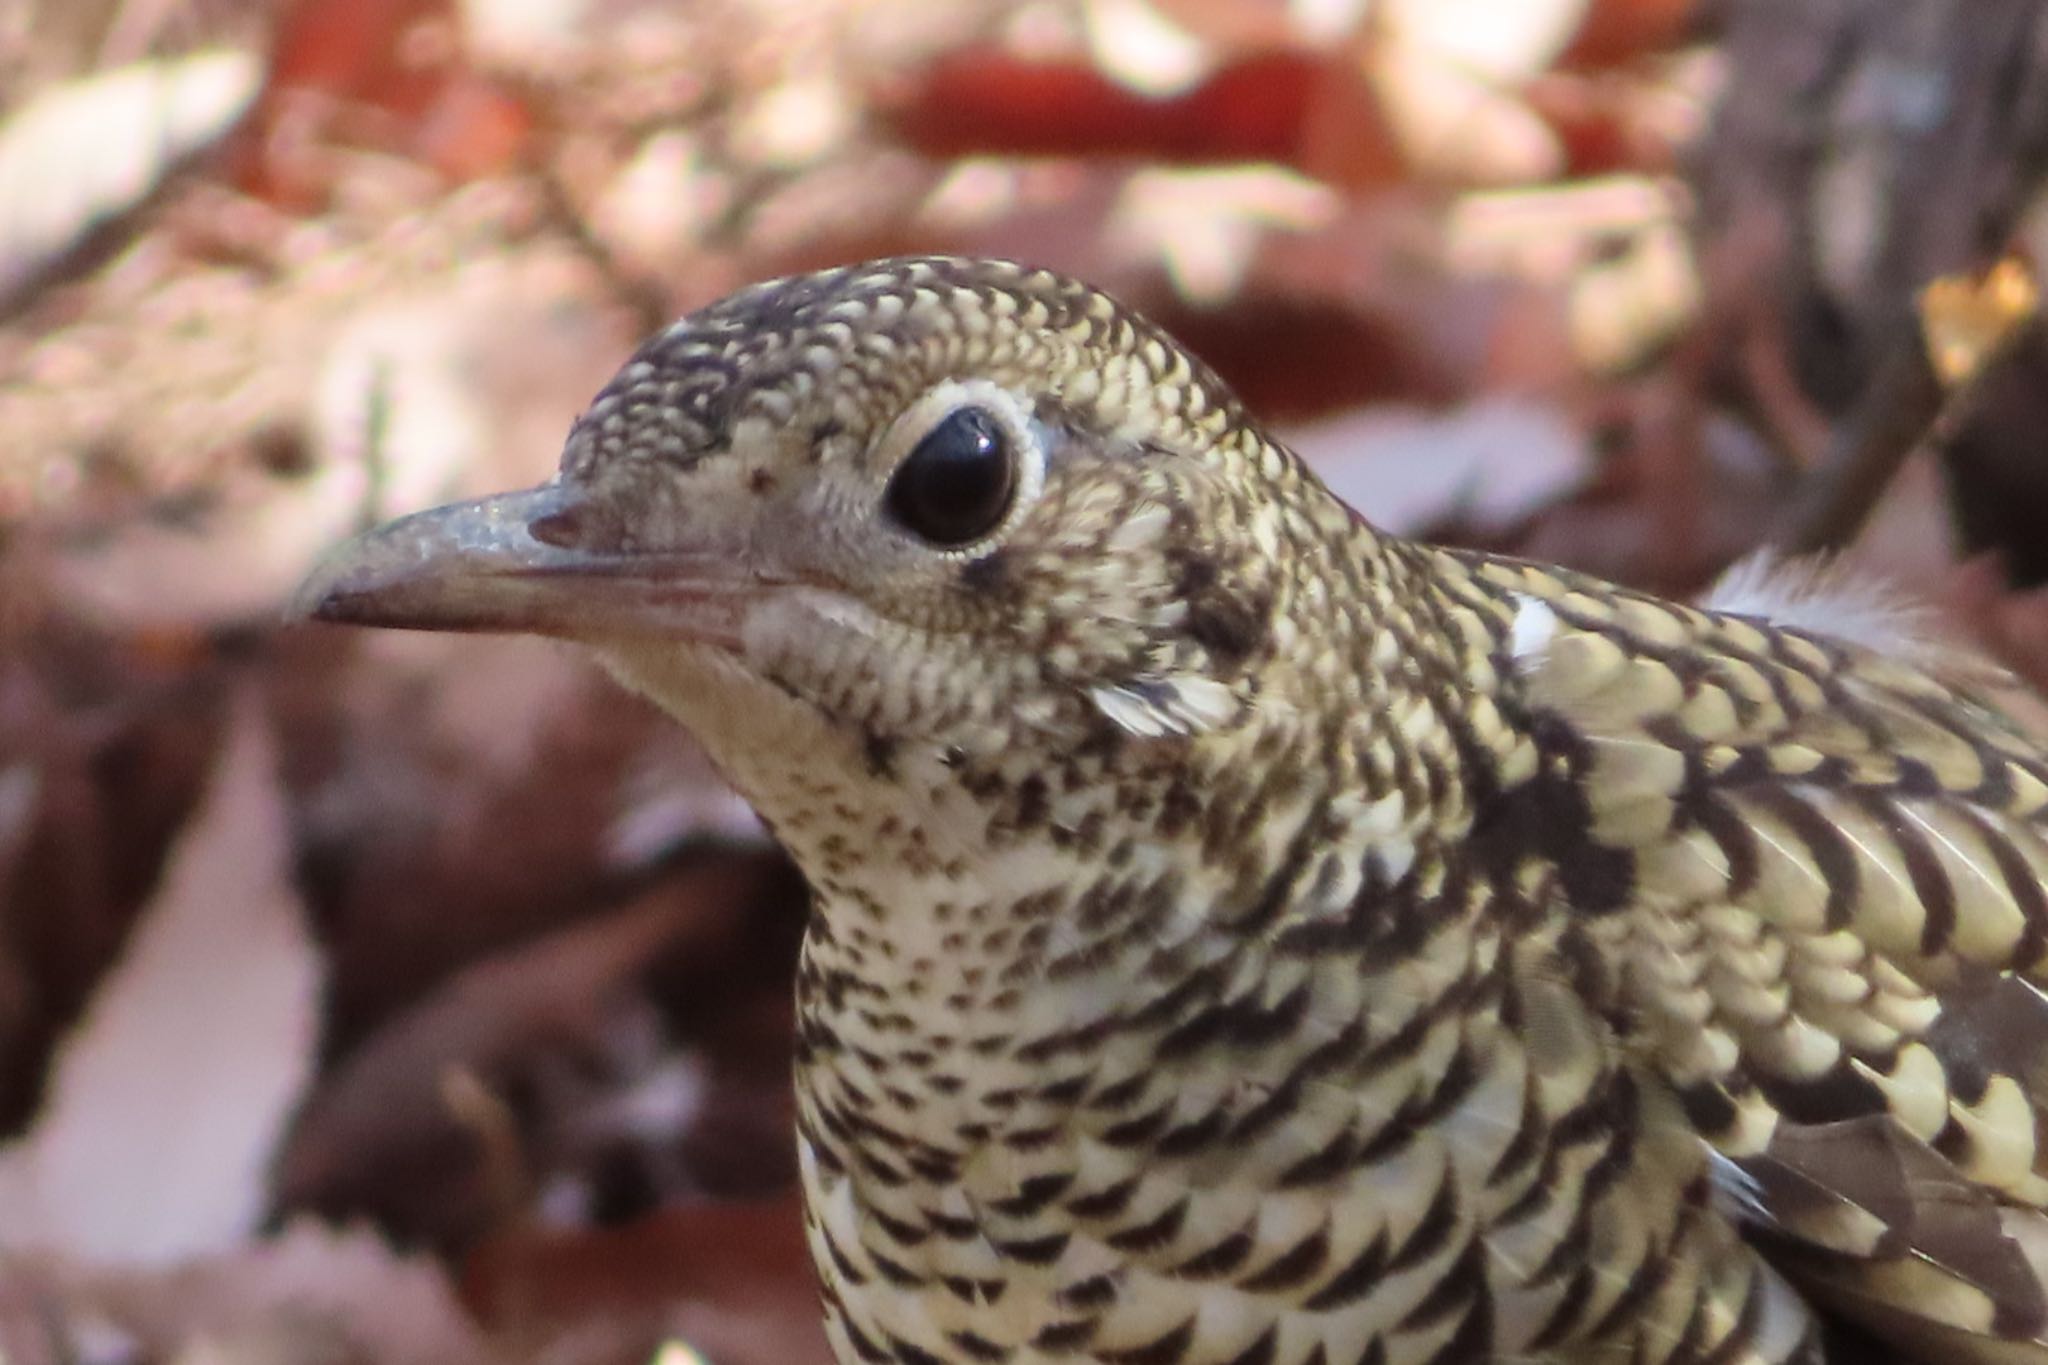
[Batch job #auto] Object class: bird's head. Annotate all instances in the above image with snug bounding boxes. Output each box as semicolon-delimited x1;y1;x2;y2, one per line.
298;258;1384;862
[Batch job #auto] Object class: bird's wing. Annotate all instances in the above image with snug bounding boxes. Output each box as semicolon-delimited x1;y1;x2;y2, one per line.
1460;552;2048;1363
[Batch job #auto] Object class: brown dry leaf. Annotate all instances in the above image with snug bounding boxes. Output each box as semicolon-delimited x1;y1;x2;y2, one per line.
0;763;38;1120
882;160;1127;299
0;1219;494;1365
881;46;1405;190
1924;553;2048;736
605;736;762;871
277;854;784;1248
466;1193;826;1365
248;0;532;197
1558;0;1701;69
1143;0;1304;52
0;688;321;1266
1514;408;1790;591
270;628;709;1052
0;763;36;905
1919;255;2041;389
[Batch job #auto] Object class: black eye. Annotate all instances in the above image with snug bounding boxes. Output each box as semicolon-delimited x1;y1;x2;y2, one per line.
884;406;1017;547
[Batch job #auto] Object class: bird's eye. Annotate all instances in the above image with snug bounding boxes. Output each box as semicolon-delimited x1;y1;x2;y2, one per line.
884;405;1017;548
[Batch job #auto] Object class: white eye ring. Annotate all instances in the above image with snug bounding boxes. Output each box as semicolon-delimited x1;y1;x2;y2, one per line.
873;378;1047;554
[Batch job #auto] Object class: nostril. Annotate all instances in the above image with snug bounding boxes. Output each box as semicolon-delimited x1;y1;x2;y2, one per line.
528;506;588;548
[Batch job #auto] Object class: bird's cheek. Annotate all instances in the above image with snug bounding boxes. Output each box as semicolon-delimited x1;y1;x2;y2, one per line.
736;588;879;675
718;589;926;735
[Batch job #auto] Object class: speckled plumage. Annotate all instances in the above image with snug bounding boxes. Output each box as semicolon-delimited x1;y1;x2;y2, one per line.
300;257;2048;1365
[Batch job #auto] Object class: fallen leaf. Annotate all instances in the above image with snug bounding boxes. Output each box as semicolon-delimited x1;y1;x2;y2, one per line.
1366;36;1564;185
277;853;788;1248
1;1219;492;1365
0;689;322;1266
465;1194;827;1365
1380;0;1590;83
40;237;619;630
1082;0;1217;96
0;48;260;309
1145;0;1305;51
0;764;38;904
1105;165;1338;302
1287;396;1591;536
1919;255;2041;389
881;47;1405;189
0;623;230;1136
1559;0;1702;69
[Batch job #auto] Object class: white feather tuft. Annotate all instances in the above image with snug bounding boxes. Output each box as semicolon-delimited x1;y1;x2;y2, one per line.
1701;553;1933;657
1088;675;1241;738
1164;675;1241;730
1090;684;1179;738
1509;594;1559;665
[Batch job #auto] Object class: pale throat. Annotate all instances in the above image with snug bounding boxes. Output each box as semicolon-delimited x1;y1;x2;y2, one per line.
594;635;1106;1006
595;623;1476;1095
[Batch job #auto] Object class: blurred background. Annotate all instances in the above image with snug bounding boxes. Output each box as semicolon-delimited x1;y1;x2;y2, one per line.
5;0;2048;1361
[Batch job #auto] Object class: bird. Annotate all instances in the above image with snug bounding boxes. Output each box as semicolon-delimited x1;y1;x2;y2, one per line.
296;256;2048;1365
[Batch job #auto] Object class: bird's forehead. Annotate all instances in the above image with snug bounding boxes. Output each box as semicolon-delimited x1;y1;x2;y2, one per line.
559;256;1241;479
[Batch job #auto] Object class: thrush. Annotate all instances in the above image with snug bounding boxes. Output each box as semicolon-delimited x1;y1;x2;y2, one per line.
297;257;2048;1365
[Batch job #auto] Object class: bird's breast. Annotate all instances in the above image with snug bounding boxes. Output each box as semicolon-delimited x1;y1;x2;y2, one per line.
786;860;1703;1365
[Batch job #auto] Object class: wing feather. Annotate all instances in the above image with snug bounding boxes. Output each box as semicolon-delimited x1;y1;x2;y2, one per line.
1460;551;2048;1361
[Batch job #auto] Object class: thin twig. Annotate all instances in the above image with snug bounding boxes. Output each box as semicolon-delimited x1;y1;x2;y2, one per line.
1772;293;2039;555
1769;335;1943;555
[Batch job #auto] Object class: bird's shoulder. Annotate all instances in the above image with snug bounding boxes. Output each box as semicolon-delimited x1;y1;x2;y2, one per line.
1423;548;2048;1360
1423;546;2045;841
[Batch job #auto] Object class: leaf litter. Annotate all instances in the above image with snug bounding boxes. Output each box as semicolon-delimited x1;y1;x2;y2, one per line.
9;0;2048;1361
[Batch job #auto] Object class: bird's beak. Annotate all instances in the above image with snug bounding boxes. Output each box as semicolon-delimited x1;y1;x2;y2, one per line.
290;482;771;648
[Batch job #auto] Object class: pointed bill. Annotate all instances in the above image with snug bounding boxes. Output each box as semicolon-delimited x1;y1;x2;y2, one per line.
290;483;775;648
